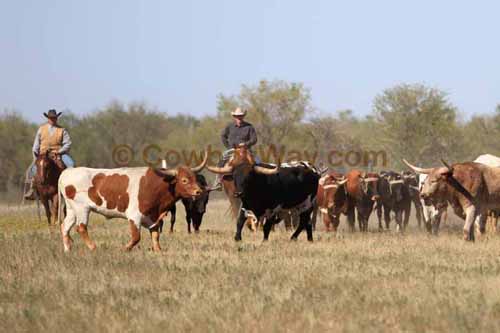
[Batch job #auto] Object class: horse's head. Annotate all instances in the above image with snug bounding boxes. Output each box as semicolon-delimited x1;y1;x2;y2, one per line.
35;151;62;185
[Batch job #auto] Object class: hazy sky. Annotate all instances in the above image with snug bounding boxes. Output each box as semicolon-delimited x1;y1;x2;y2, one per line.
1;0;499;122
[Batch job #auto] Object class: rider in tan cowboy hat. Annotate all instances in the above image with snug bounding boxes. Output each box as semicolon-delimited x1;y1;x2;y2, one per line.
210;107;258;191
24;109;74;200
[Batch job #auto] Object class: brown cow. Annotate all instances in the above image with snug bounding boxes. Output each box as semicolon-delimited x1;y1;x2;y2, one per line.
314;172;348;232
345;170;380;232
58;153;208;252
403;159;500;241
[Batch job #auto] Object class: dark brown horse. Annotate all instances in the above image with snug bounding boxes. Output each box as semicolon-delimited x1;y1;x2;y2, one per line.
34;151;65;225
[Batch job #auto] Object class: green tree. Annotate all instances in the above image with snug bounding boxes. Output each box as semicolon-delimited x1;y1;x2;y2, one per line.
0;111;37;192
373;83;462;168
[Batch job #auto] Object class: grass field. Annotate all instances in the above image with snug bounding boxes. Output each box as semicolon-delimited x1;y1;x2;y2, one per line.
1;199;500;332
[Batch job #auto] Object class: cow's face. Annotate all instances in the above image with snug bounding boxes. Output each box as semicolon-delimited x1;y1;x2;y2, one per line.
174;166;203;198
386;172;405;202
232;164;254;198
420;167;451;200
320;173;346;210
362;173;380;202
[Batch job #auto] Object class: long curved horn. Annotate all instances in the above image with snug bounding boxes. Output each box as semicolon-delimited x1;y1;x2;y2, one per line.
362;177;379;183
156;168;177;177
440;159;453;171
191;151;208;173
254;165;279;175
402;159;433;174
206;164;233;174
336;178;348;185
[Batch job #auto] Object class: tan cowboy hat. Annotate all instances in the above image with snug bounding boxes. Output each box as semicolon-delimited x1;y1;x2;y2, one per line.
231;107;247;117
43;109;62;118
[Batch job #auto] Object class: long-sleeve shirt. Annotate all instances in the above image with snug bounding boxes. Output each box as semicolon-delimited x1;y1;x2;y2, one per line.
32;125;72;155
221;121;257;149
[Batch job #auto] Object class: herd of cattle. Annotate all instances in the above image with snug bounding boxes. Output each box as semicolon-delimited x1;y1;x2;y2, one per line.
56;147;500;252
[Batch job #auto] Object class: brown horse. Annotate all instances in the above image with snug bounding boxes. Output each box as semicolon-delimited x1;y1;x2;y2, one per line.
34;151;65;225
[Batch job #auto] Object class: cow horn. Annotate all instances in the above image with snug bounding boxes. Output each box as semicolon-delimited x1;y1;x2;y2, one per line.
206;164;233;174
337;178;348;185
402;159;432;174
254;165;279;175
156;168;178;177
362;177;379;183
191;151;208;173
440;159;453;171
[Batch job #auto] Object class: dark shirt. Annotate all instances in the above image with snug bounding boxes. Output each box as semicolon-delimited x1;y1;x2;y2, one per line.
221;121;257;149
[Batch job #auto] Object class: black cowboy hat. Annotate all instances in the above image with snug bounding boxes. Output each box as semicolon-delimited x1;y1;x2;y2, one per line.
43;109;62;118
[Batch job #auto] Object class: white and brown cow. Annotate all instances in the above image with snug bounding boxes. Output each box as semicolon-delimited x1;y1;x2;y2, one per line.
403;157;500;241
57;154;207;252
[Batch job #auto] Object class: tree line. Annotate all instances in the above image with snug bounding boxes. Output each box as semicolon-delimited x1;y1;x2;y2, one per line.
1;80;499;197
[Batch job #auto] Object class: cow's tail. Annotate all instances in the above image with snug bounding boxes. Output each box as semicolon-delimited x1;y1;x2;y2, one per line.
57;175;64;225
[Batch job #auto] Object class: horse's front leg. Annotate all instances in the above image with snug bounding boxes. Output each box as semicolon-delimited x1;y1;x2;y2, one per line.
41;198;51;226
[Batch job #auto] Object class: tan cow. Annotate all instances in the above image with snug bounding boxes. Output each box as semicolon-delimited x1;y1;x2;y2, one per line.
58;153;207;252
404;158;500;241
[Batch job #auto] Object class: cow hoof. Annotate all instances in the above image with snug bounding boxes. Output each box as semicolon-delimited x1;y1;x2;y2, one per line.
234;235;242;242
290;237;298;242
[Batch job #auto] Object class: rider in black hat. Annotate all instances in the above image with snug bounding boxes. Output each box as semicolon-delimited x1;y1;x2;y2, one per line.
24;109;74;200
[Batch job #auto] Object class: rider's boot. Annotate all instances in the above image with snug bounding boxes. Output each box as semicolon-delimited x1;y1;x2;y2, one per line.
24;179;36;201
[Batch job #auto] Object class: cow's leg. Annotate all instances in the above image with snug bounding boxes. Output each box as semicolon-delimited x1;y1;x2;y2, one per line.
193;213;202;233
304;208;314;241
125;220;141;251
263;217;277;241
346;200;355;232
395;209;403;232
357;207;364;232
431;212;441;235
60;205;77;252
403;202;411;230
332;215;341;233
169;206;176;233
291;208;314;242
234;209;246;241
376;204;383;231
414;199;422;228
463;205;477;241
150;226;161;252
311;204;318;231
186;210;192;234
383;206;391;230
323;212;332;232
476;213;487;236
75;207;95;251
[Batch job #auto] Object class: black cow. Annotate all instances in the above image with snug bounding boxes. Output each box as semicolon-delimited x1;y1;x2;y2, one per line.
401;170;423;228
207;147;320;242
376;171;411;231
168;174;210;233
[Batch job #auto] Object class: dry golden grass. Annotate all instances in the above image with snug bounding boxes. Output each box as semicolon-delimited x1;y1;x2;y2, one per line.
1;199;500;332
